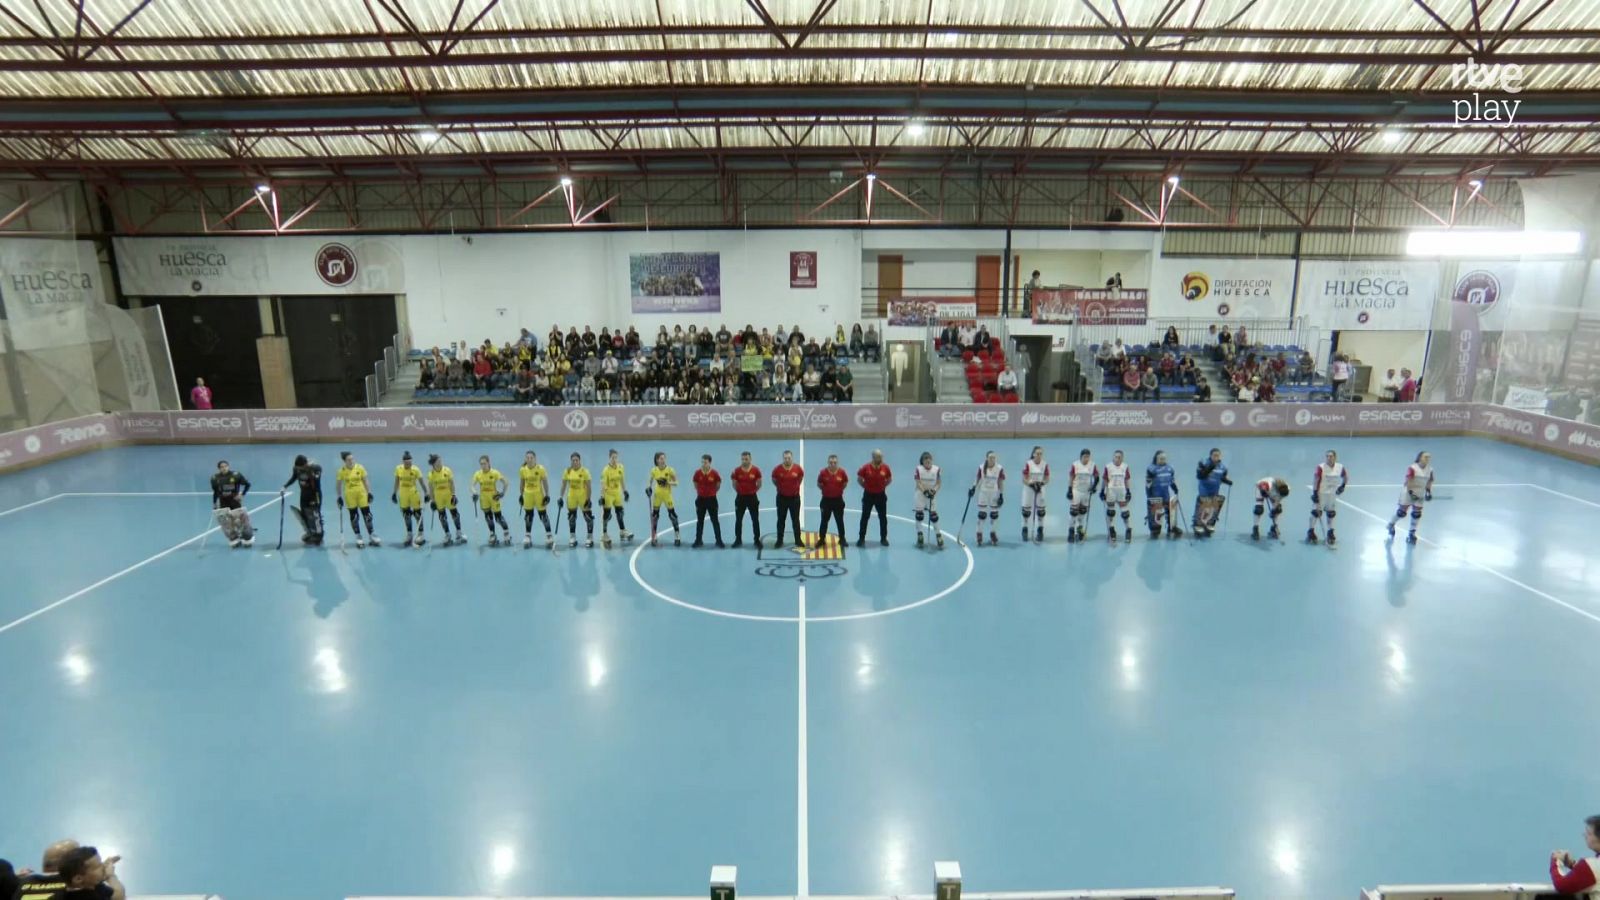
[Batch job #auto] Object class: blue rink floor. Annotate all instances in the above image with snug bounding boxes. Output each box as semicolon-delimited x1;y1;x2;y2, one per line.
3;434;1600;900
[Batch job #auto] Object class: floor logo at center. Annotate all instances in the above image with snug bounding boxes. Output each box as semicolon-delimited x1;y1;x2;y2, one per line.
755;530;846;579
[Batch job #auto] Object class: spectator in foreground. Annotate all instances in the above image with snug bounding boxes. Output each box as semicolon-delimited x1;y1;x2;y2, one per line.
1550;815;1600;894
190;377;213;410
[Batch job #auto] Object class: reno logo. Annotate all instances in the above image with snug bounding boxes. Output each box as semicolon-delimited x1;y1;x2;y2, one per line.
175;415;243;432
1358;409;1423;423
53;422;110;446
1481;410;1534;435
1090;410;1153;427
1453;270;1501;314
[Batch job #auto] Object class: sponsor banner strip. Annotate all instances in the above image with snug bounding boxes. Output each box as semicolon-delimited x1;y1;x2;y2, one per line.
5;404;1599;473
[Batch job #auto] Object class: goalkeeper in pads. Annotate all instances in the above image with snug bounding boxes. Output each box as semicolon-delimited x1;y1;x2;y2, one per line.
1192;448;1233;538
211;460;255;548
1145;451;1181;539
282;454;324;546
471;455;513;547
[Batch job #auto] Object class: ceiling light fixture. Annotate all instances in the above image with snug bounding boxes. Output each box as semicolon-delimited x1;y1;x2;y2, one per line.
254;184;270;194
418;129;441;144
1166;175;1180;185
866;173;877;182
907;119;927;137
560;175;574;187
1381;128;1403;145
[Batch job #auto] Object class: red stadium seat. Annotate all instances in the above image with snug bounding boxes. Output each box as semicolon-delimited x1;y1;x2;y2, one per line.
961;349;974;363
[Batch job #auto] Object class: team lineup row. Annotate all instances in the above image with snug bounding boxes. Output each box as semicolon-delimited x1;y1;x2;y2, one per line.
205;447;1439;551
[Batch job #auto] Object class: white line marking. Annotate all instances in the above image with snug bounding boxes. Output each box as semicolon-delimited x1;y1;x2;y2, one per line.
1522;483;1600;511
0;494;62;519
0;494;283;637
1335;496;1600;627
796;582;810;899
57;491;213;497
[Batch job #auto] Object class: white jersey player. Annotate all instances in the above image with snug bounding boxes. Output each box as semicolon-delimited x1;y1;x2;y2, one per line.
1389;451;1435;544
1066;449;1100;543
1021;445;1050;543
970;451;1006;546
1102;450;1133;543
1307;450;1349;546
913;451;944;549
1251;476;1291;541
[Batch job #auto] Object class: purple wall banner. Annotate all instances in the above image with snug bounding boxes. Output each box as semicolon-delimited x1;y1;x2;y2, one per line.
0;414;119;473
629;252;721;313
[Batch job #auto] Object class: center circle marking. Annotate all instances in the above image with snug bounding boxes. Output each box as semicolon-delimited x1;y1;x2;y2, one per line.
628;505;974;623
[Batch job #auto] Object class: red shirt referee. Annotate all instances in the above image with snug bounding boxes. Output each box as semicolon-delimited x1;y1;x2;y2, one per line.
691;454;724;548
771;449;804;549
816;454;849;545
730;451;763;548
856;449;892;546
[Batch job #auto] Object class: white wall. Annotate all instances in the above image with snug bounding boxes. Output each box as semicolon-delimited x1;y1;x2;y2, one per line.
404;229;863;349
1337;330;1431;382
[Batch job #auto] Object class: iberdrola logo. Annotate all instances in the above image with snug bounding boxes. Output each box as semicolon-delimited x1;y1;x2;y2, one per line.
1182;271;1210;301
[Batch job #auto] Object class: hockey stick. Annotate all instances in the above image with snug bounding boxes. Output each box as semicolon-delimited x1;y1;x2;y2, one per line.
955;480;976;547
277;491;286;551
337;500;346;552
1220;484;1233;535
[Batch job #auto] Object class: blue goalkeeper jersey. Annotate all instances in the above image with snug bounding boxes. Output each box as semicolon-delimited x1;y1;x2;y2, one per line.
1147;463;1177;499
1196;458;1228;497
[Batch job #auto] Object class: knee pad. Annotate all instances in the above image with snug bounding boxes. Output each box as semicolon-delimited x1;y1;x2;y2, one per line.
1411;508;1423;520
1121;510;1131;521
915;510;925;523
1254;503;1265;516
1311;509;1322;519
977;511;987;522
929;512;939;523
1021;508;1032;521
1395;506;1408;519
1036;504;1046;516
1326;509;1336;521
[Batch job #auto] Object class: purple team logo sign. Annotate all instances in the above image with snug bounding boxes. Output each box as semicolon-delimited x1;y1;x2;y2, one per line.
1452;269;1501;314
315;243;358;287
1357;311;1371;324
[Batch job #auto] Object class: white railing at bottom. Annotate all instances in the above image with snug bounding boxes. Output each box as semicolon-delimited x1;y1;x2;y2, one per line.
1363;884;1559;900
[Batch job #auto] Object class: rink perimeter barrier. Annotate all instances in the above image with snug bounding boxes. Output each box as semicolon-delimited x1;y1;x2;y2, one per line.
1;403;1598;475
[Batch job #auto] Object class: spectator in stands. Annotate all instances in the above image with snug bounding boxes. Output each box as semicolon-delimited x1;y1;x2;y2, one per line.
1379;368;1400;401
1217;325;1235;362
1268;352;1288;384
975;325;993;353
775;324;788;347
789;371;805;402
787;344;804;375
624;327;641;359
597;370;616;404
696;326;715;360
1294;350;1315;385
1178;354;1198;387
997;364;1018;397
940;323;960;358
190;377;214;410
863;324;881;361
1237;378;1257;403
1158;351;1177;385
597;327;611;354
445;357;464;390
564;327;582;358
1194;378;1212;402
472;351;492;392
653;327;671;358
1162;326;1181;350
552;363;570;404
1330;352;1351;401
821;336;838;360
579;369;597;404
1139;364;1160;402
1110;338;1128;373
790;324;805;346
836;362;854;402
513;364;534;403
820;363;838;401
419;358;436;390
1095;341;1116;374
1549;815;1600;894
601;349;620;379
803;364;823;401
1026;269;1043;312
717;324;733;355
834;324;847;350
1256;376;1275;402
804;336;822;362
1235;325;1250;350
709;350;727;374
1121;363;1140;398
849;323;864;358
1399;368;1419;402
957;321;976;351
582;351;600;383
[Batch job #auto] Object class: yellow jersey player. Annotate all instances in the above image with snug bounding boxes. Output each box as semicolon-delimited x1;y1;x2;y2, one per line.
647;451;682;547
336;450;381;548
426;453;466;546
391;451;427;547
599;449;633;547
471;455;512;546
562;451;595;547
518;450;554;548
